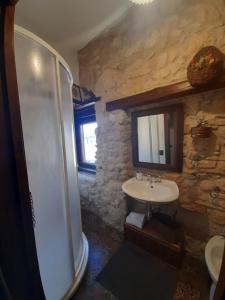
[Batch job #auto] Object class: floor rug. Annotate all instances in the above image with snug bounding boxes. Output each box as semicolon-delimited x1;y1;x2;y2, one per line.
97;242;177;300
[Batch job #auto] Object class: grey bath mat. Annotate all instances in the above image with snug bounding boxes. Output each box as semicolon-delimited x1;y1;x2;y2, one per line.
97;242;177;300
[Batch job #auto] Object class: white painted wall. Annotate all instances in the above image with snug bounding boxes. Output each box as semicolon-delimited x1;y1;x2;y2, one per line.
15;0;132;84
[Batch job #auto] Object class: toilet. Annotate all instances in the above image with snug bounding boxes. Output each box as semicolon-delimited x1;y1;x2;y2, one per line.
205;235;225;300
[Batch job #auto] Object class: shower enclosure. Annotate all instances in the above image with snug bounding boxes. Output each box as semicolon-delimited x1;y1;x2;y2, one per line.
14;25;88;300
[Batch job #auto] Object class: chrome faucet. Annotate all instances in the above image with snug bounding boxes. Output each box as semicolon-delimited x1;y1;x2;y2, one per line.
154;175;161;183
147;174;161;185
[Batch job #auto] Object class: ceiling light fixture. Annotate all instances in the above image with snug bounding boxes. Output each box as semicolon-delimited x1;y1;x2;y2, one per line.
130;0;155;4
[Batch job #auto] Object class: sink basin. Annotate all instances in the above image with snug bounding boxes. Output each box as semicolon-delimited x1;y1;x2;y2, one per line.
122;177;179;203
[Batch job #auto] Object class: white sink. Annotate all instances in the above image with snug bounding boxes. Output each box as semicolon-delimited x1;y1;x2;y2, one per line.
122;177;179;203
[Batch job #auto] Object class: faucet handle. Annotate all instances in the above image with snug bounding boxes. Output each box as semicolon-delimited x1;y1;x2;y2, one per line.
147;174;151;181
221;228;225;238
136;171;143;180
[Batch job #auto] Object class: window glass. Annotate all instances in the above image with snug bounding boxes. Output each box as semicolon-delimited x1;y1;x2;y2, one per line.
74;104;97;173
80;122;97;164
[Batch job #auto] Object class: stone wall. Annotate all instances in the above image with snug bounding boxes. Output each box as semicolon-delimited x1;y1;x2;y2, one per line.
78;0;225;257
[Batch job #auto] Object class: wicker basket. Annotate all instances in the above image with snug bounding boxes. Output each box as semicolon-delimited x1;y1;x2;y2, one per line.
187;46;225;87
191;121;212;138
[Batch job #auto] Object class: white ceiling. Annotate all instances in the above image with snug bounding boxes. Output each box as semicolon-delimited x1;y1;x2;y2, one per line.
15;0;132;80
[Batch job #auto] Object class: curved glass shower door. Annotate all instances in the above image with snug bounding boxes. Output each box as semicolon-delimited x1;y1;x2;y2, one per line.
58;64;83;271
15;32;74;300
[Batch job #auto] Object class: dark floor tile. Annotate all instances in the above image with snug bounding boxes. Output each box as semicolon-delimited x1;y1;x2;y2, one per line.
73;209;209;300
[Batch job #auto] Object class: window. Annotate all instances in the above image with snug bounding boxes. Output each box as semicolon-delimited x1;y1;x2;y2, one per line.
74;105;97;173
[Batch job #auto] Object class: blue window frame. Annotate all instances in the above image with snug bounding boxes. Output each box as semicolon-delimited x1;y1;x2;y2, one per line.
74;105;97;174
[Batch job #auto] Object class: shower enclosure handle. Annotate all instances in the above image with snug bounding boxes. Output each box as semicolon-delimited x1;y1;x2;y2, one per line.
29;192;36;228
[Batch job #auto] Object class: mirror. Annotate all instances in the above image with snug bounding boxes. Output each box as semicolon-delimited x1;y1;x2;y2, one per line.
131;104;183;171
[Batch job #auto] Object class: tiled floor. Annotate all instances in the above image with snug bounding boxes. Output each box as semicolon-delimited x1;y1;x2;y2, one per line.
73;210;210;300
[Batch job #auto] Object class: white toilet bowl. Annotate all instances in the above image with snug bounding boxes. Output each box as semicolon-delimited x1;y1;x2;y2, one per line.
205;235;225;300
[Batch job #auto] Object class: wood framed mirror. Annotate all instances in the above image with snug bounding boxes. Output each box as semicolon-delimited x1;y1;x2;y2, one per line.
131;104;184;172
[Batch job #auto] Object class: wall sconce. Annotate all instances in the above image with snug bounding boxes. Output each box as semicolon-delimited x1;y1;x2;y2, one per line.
190;154;202;168
191;120;212;139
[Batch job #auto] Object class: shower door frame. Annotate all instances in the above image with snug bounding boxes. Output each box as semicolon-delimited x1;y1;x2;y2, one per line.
1;3;88;300
0;2;45;299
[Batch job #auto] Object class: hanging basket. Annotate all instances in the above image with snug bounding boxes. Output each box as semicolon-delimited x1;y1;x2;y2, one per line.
187;46;225;87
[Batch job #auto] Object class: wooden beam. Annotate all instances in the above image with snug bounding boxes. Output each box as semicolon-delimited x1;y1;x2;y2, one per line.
1;0;19;5
106;75;225;111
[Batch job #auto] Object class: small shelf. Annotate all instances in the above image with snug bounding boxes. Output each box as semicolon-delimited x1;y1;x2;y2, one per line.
106;75;225;111
124;217;185;268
